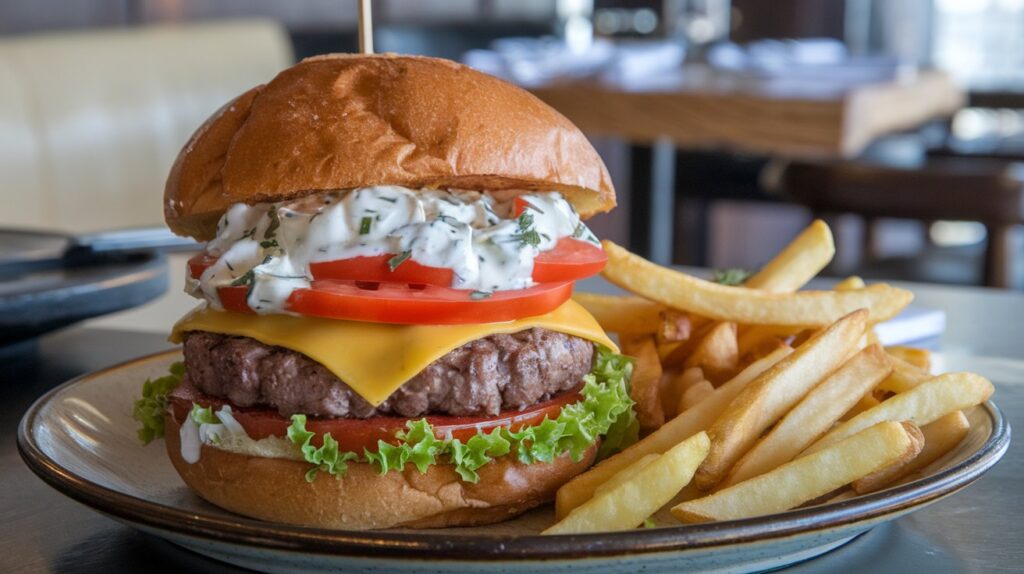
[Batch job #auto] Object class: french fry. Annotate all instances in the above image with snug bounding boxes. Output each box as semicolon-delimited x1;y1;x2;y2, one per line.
543;432;710;534
572;293;665;334
622;337;665;432
683;322;739;384
593;454;661;497
744;219;836;293
737;325;800;359
804;372;994;454
842;393;881;421
673;421;919;522
554;346;793;519
886;346;932;372
693;310;868;491
851;422;927;494
736;276;867;359
661;367;704;419
602;241;912;327
723;344;892;486
878;355;932;393
892;411;971;486
679;380;715;412
656;310;693;344
833;276;867;291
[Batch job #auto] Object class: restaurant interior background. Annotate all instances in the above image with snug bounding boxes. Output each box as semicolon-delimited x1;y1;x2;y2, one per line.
3;0;1024;333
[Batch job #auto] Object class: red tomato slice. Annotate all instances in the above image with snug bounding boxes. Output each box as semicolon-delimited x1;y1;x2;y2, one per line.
513;196;531;217
532;237;607;283
287;280;573;324
309;255;454;286
169;381;581;453
213;280;573;325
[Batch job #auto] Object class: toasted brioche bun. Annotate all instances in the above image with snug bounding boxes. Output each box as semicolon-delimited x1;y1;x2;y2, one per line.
165;414;598;530
165;53;615;240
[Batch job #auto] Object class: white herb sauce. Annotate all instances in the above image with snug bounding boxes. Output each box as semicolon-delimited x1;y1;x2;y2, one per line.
191;187;598;313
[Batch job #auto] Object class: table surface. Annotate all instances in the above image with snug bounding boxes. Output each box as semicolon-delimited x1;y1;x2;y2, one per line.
2;277;1021;573
530;67;964;158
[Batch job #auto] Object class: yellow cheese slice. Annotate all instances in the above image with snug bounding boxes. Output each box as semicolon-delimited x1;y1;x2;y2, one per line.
170;300;617;406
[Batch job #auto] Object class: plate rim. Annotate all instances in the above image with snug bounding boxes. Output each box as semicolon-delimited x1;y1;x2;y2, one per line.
18;349;1012;561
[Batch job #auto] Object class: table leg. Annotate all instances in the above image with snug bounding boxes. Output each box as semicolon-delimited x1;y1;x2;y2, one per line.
628;139;677;265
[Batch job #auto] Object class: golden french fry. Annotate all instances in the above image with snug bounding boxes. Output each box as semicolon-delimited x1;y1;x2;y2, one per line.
683;322;739;384
694;310;867;491
842;393;881;421
593;454;661;497
744;219;835;293
622;337;665;432
544;432;710;534
789;328;816;348
661;367;704;419
833;276;866;291
554;346;793;519
736;276;867;359
892;411;971;486
657;310;693;344
723;344;892;486
804;372;994;454
737;325;800;358
878;355;931;393
601;241;912;327
886;346;932;372
673;421;918;522
679;380;715;412
852;422;927;494
572;292;665;334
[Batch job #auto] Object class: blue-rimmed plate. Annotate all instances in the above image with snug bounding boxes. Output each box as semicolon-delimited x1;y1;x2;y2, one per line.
18;350;1010;573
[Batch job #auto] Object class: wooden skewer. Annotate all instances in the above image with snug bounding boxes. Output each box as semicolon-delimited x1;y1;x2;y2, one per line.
358;0;374;54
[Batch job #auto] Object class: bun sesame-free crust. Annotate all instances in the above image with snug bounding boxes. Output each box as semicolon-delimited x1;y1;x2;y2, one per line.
165;54;615;240
165;414;598;530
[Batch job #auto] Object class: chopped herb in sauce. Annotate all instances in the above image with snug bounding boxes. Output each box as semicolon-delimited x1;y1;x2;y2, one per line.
359;217;372;235
388;251;411;271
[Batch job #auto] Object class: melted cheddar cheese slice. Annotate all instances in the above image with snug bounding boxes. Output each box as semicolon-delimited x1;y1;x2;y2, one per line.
170;300;617;406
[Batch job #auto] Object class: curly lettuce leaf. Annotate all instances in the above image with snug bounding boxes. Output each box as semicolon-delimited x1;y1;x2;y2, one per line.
132;362;184;444
364;419;446;475
450;428;512;482
190;403;219;425
287;414;357;482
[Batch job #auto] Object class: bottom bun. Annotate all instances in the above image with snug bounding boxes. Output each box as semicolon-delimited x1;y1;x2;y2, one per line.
165;414;597;530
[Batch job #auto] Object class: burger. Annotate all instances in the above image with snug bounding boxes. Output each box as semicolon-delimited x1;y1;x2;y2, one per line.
132;54;636;530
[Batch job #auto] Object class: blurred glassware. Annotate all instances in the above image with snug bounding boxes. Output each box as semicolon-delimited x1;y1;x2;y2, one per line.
463;37;683;87
557;0;595;54
664;0;732;61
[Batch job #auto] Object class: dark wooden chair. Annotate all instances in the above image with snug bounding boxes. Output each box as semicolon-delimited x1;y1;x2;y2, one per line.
773;157;1024;287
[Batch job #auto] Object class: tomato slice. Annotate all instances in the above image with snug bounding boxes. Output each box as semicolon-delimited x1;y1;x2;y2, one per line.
188;252;217;279
169;380;581;453
287;280;573;324
532;238;607;283
309;255;454;286
213;280;573;324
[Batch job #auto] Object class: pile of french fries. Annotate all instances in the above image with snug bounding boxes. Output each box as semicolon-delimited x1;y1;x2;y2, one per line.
543;220;994;534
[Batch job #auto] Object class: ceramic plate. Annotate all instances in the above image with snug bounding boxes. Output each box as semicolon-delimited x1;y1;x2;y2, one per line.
18;350;1010;574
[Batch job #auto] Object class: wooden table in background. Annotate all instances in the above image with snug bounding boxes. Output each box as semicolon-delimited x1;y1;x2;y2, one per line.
530;67;965;263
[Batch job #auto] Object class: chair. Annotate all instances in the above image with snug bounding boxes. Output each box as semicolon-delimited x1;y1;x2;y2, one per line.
774;156;1024;287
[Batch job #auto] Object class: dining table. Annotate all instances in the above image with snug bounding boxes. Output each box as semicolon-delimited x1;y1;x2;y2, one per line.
2;273;1020;573
529;67;965;265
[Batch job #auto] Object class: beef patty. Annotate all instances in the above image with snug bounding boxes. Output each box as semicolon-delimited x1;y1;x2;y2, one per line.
182;329;595;418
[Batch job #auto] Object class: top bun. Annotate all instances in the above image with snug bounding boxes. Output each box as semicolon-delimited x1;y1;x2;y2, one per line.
165;54;616;240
